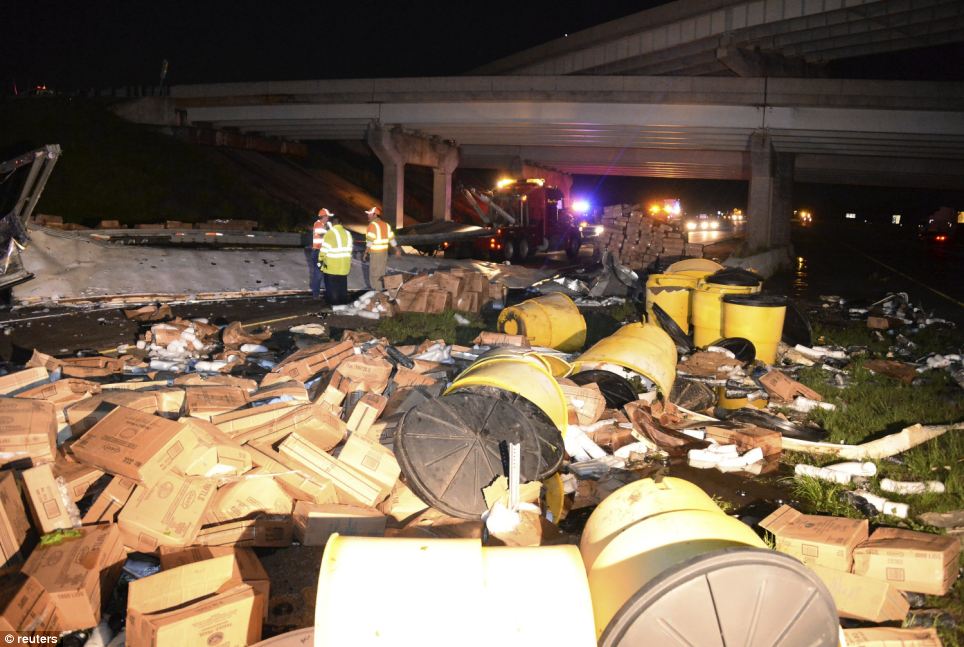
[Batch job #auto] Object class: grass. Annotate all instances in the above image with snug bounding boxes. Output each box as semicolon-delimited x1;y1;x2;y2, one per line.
1;98;305;228
375;310;486;346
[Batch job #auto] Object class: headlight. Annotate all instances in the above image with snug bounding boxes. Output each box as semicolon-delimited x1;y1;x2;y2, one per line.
686;222;697;231
594;225;604;236
710;221;719;230
700;221;709;230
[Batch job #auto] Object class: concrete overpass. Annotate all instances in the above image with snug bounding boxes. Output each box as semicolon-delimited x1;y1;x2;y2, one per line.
475;0;964;77
169;75;964;249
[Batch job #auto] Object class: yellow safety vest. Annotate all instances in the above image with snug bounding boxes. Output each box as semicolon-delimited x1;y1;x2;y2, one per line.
365;218;395;253
319;225;353;275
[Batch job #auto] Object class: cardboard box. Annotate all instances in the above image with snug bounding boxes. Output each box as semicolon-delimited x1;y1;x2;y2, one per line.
158;546;270;619
183;385;248;419
809;564;909;622
473;331;530;348
194;515;293;548
336;435;400;499
22;523;126;631
453;290;482;313
65;391;159;436
842;627;942;647
204;469;294;524
81;476;136;526
175;417;252;478
210;401;299;436
392;366;437;388
0;367;49;396
346;393;387;435
126;553;263;647
292;502;386;546
425;289;452;313
759;370;822;403
279;433;383;507
18;377;101;410
247;380;310;405
22;463;76;534
382;273;406;292
759;505;868;572
0;471;31;567
71;407;201;486
317;383;347;408
246;444;338;505
334;356;393;394
52;461;106;501
853;527;961;595
117;472;217;551
704;424;782;458
0;573;62;634
0;398;57;467
558;382;606;425
267;340;354;384
376;481;430;523
57;356;126;378
230;404;346;449
173;374;258;392
395;290;429;313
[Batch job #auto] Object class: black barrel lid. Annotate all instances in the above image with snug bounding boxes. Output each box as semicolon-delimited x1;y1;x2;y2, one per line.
706;268;763;287
394;392;562;519
651;303;695;354
722;293;788;307
599;547;839;647
708;337;757;364
571;370;638;409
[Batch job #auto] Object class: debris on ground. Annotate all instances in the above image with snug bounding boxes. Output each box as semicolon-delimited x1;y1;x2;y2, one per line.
1;240;963;645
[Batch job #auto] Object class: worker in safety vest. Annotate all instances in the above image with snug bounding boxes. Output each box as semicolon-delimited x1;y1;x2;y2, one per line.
363;206;399;290
303;208;331;298
317;214;353;306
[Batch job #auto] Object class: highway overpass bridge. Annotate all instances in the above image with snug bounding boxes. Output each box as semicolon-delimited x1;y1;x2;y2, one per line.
160;0;964;250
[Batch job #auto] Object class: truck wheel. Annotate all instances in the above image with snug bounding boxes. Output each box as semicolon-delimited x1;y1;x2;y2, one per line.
517;238;530;261
565;232;582;260
502;239;516;263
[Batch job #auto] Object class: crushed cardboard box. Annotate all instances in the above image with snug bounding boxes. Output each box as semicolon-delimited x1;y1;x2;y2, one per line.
0;398;57;467
0;471;31;566
809;563;910;622
760;504;868;572
22;463;78;534
117;471;217;551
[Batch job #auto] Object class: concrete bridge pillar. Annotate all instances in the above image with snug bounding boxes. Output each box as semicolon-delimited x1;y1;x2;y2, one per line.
747;131;794;251
366;122;459;228
432;146;459;222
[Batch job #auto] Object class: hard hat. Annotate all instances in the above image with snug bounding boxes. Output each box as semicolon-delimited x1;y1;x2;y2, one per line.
318;208;333;218
365;206;382;217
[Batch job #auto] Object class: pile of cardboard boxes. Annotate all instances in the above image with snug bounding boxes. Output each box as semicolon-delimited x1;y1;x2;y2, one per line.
761;505;960;625
598;204;704;269
0;334;459;645
382;269;507;315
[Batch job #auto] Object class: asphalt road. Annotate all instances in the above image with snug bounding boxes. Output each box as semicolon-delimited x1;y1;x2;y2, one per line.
771;222;964;326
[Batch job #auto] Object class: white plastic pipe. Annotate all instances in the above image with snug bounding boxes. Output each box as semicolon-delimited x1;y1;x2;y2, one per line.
879;478;945;495
794;463;853;484
853;490;909;518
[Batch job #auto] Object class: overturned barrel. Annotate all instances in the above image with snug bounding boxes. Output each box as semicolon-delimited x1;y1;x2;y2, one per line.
722;294;788;365
691;268;762;348
572;323;677;396
447;353;569;433
315;536;597;646
497;292;586;352
580;478;839;646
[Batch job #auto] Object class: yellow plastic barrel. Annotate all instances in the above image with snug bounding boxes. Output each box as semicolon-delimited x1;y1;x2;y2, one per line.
572;323;677;396
722;294;788;365
498;292;587;352
315;536;598;647
665;258;724;275
579;478;839;646
645;274;697;333
691;269;762;348
447;354;569;433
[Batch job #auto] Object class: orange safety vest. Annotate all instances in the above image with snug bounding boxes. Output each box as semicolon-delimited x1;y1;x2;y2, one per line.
365;218;395;253
311;219;327;249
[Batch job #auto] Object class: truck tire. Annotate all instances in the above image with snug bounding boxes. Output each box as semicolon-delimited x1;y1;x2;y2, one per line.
517;237;530;260
565;232;582;260
502;238;516;263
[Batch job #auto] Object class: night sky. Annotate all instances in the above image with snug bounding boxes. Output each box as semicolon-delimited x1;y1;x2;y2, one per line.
8;1;964;218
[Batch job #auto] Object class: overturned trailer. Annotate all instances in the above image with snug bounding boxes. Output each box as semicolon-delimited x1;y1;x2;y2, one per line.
0;145;61;292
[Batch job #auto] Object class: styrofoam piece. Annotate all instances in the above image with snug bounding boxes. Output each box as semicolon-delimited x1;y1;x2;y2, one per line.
825;461;877;477
879;478;945;495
